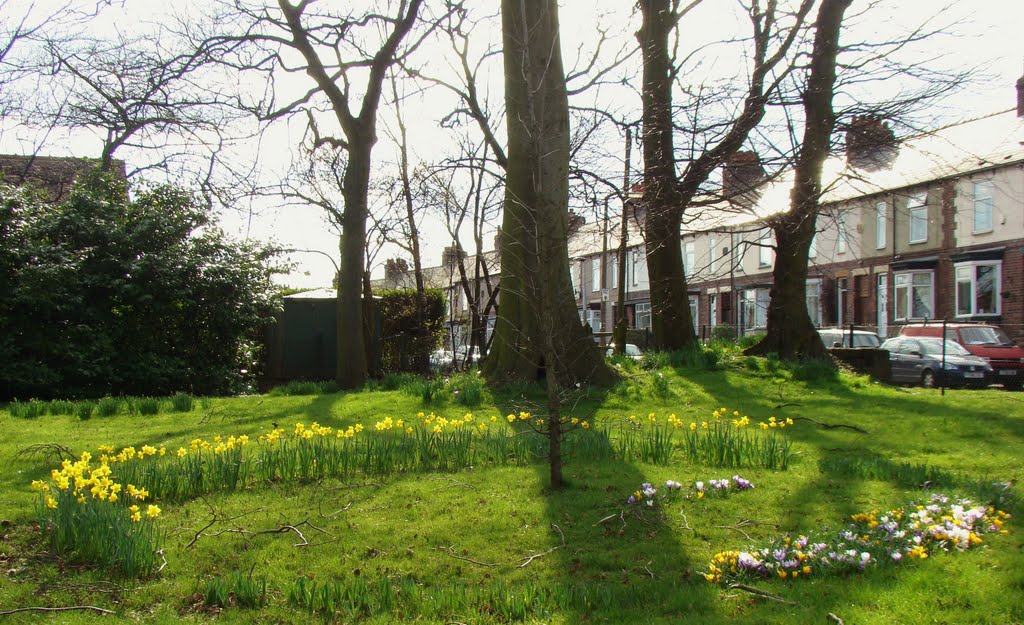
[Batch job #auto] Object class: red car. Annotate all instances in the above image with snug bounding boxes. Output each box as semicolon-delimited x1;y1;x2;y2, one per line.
899;323;1024;390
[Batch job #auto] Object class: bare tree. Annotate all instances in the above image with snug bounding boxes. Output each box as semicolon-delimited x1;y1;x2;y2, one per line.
638;0;814;351
195;0;437;389
29;30;233;175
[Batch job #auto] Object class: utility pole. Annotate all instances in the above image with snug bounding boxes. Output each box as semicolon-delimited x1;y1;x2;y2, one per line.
614;126;632;354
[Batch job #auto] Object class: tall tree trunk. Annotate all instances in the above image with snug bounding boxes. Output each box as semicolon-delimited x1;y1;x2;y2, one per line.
748;0;852;360
337;141;371;388
638;0;697;351
485;0;615;386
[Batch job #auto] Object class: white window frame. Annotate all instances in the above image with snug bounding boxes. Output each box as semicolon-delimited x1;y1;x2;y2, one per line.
806;279;822;327
875;200;886;249
683;241;695;278
908;193;928;244
709;294;718;328
954;260;1001;317
591;257;600;291
709;237;718;274
688;295;699;333
837;212;848;254
893;270;934;321
610;255;618;289
758;229;773;267
630;249;641;287
972;180;994;233
634;302;651;330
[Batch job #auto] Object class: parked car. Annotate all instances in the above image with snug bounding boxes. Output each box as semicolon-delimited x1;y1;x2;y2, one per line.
818;328;881;348
881;337;992;388
429;349;453;371
606;343;644;360
899;323;1024;390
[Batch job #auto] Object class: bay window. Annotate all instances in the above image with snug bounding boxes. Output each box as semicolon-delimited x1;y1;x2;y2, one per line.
955;261;1000;316
894;271;933;320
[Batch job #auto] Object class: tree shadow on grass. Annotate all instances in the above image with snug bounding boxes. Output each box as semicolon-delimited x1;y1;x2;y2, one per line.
490;384;721;625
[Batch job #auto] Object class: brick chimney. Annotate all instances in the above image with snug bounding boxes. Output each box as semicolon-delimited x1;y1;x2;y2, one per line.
384;258;409;283
722;151;765;201
845;115;898;170
442;245;466;267
567;210;585;236
1017;70;1024;117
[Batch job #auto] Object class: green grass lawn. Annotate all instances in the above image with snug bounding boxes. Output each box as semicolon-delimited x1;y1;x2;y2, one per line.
1;356;1022;624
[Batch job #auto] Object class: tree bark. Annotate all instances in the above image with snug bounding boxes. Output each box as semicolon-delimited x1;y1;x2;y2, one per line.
747;0;852;361
484;0;615;386
638;0;696;351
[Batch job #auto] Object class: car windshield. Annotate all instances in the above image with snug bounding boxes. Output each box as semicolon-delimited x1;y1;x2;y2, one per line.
820;330;879;348
918;339;971;357
959;326;1013;346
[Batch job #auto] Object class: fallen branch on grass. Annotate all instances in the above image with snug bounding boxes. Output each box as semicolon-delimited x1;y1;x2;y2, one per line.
827;613;845;624
14;443;75;463
437;546;498;567
0;605;114;617
792;416;868;434
517;524;565;568
727;583;797;605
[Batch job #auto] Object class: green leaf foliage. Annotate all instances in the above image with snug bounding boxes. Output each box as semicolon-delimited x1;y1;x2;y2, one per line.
0;171;283;399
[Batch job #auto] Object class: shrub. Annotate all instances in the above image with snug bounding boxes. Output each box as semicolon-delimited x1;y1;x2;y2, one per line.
449;372;488;407
131;397;162;416
96;397;122;417
737;332;765;349
170;392;195;412
8;399;46;419
669;346;720;371
75;401;96;420
640;350;670;371
47;400;76;415
790;358;838;382
408;378;447;405
650;370;671;398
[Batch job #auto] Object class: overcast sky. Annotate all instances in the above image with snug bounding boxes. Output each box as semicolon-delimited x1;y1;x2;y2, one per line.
2;0;1022;290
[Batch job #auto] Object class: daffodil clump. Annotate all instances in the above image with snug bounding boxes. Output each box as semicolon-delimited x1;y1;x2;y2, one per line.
109;435;251;501
612;409;795;469
681;408;794;470
31;451;164;577
703;493;1011;584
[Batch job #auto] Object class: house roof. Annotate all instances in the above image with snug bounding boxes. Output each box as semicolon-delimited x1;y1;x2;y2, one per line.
0;154;126;202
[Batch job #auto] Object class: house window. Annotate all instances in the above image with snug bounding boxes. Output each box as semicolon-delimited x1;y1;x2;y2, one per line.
908;193;927;244
837;212;848;254
709;237;717;274
610;255;618;289
570;263;578;294
955;261;1000;316
630;249;642;287
973;181;993;233
808;233;817;259
894;271;933;320
709;294;718;327
741;288;769;331
591;258;600;291
758;229;773;267
683;241;695;278
587;308;601;332
875;201;886;249
689;295;699;333
634;303;651;330
806;280;822;327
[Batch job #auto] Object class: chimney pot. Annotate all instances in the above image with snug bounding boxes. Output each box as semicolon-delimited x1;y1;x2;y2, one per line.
722;150;765;201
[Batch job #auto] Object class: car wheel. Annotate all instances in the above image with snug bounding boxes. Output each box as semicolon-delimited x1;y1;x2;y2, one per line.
921;369;936;388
